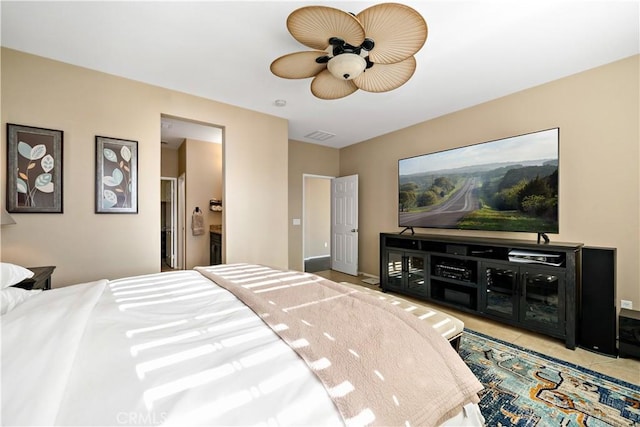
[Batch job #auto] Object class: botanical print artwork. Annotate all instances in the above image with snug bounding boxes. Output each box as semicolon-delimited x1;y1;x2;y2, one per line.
95;136;138;214
16;137;56;207
101;143;133;209
6;124;63;213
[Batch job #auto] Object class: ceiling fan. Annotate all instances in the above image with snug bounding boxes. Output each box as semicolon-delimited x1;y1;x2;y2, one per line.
270;3;428;100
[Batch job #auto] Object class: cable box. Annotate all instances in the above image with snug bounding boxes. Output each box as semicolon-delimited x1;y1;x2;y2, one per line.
446;244;468;256
508;249;564;266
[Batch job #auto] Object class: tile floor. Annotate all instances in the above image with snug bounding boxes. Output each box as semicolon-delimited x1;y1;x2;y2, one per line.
315;269;640;386
161;259;177;272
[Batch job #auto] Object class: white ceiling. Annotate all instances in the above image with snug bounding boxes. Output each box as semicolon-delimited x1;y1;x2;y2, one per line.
1;1;638;149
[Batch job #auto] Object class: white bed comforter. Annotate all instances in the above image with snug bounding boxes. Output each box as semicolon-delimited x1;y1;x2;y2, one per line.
2;268;483;426
3;270;342;426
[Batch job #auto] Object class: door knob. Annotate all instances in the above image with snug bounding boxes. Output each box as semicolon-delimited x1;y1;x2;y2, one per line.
351;229;358;232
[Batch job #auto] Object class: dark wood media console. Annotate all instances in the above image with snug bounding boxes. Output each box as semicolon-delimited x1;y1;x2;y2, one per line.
380;232;583;349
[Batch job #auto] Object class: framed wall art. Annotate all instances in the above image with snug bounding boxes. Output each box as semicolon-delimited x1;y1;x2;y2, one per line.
6;123;64;213
95;135;138;214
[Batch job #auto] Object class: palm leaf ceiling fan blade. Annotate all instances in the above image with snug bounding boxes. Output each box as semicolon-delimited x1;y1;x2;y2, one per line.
287;6;365;51
270;51;328;79
357;3;427;64
354;56;416;93
311;69;358;100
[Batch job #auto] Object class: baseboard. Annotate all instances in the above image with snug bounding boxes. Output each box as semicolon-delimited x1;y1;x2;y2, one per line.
303;255;330;261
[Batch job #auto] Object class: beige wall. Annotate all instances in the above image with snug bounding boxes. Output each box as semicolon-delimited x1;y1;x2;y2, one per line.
0;48;289;286
178;141;187;177
288;140;340;271
161;146;179;177
184;138;222;268
340;55;640;307
304;177;331;259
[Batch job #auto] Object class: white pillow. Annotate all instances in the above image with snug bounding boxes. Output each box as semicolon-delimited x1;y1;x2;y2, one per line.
1;263;34;289
0;287;42;315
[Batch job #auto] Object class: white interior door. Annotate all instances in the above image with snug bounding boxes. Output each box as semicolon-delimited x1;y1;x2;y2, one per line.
331;174;358;276
177;173;186;270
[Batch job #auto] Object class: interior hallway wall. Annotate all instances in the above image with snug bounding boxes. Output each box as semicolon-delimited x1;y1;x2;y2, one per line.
304;177;331;260
288;140;340;271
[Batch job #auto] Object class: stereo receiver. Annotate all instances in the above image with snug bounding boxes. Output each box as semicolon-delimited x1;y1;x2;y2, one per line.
434;263;473;282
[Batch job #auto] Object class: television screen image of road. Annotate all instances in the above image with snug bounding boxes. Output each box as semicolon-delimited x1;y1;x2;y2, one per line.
398;128;559;232
399;177;480;228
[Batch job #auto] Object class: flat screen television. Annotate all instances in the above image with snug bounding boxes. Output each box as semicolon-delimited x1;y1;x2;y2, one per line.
398;128;559;234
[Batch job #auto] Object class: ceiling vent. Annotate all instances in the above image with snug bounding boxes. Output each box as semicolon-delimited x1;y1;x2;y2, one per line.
304;130;336;141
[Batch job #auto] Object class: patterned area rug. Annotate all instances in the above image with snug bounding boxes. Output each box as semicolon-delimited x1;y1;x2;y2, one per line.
460;329;640;426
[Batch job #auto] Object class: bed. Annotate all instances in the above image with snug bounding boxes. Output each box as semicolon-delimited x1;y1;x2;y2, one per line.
2;263;484;426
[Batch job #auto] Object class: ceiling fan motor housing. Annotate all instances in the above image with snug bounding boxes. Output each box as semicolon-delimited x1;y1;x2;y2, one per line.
324;37;374;80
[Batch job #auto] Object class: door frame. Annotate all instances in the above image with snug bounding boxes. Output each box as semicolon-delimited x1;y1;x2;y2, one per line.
161;177;178;268
177;173;186;270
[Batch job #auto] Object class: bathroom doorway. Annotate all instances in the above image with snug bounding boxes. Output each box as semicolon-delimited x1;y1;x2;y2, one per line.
161;177;177;270
160;114;223;270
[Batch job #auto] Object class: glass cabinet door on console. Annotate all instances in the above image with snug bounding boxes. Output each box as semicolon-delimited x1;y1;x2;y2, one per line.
482;263;518;320
383;250;428;296
481;261;565;334
385;250;405;291
520;266;565;332
405;254;427;295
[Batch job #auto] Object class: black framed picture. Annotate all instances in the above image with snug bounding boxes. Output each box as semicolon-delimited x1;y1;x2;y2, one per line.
6;123;64;213
95;135;138;214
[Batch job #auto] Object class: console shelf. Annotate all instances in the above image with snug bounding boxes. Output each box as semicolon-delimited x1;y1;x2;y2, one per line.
380;232;582;349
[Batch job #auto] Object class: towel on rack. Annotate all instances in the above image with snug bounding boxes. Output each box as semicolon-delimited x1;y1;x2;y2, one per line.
191;209;205;236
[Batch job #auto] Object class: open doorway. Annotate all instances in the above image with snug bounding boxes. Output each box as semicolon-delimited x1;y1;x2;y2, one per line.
160;114;223;270
303;174;332;273
160;177;177;270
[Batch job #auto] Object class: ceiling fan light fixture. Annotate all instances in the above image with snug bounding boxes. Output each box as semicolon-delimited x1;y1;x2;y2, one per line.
327;53;367;80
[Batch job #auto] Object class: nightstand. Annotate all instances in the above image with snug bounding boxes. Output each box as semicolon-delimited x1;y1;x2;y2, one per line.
13;266;56;290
